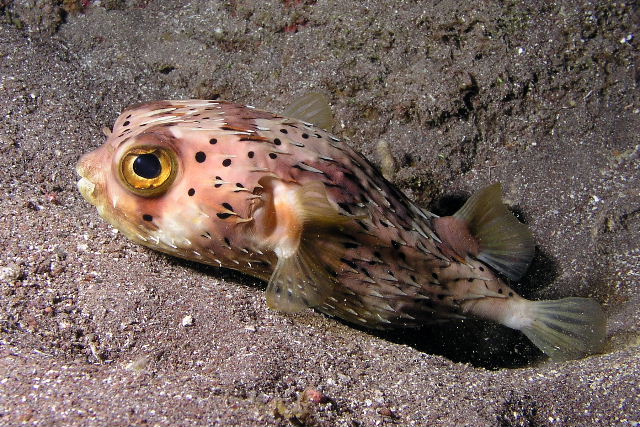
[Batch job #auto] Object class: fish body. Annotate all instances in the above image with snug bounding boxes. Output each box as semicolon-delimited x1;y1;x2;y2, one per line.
77;95;606;360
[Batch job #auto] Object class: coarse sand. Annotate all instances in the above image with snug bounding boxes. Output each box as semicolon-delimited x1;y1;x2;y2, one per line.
0;1;638;425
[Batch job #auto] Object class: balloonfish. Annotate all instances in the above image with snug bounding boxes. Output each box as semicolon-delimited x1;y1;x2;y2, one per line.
76;93;606;361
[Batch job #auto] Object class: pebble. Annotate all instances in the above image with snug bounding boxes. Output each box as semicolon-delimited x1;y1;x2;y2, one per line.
125;355;151;372
0;264;23;283
181;315;194;327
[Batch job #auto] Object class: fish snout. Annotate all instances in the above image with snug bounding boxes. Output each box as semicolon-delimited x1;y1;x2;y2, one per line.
77;176;97;204
75;150;105;205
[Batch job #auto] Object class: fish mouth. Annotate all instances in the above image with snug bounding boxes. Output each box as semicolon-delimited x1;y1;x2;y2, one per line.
77;176;97;204
76;156;99;207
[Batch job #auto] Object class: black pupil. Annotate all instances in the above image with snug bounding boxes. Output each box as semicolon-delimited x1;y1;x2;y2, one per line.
133;153;162;179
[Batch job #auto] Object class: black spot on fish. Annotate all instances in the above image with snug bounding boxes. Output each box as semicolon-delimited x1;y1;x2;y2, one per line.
324;182;341;188
142;214;153;221
315;133;322;138
380;220;389;228
325;267;338;277
214;176;223;188
373;251;382;259
248;151;254;158
236;183;244;188
340;258;359;270
398;252;407;262
356;220;369;231
391;240;401;250
410;274;417;283
222;202;233;211
432;272;439;280
222;158;232;167
217;213;233;219
195;152;206;163
274;138;282;145
269;153;277;159
188;188;195;196
209;138;217;144
467;278;473;282
301;133;309;139
361;267;372;278
400;222;413;232
509;291;514;297
224;237;231;246
343;241;359;249
280;129;288;134
498;289;503;294
479;266;485;272
338;202;353;215
343;171;358;182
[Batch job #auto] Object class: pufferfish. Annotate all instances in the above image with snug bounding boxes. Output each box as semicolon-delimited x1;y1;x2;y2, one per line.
76;93;606;361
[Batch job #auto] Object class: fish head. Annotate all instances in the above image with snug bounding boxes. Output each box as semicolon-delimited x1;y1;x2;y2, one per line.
76;97;338;275
77;117;183;247
76;100;257;261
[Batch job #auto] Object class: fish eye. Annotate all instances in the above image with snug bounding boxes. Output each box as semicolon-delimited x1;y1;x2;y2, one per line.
119;146;177;196
133;153;162;179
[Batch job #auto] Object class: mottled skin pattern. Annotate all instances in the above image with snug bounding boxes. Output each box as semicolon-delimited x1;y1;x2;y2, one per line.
77;100;523;329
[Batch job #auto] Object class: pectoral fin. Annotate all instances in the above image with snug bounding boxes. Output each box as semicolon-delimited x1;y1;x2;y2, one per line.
265;180;353;312
267;240;338;312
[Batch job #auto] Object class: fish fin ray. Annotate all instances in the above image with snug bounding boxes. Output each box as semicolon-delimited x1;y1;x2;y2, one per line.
266;241;337;312
454;183;535;281
283;92;334;130
520;297;606;361
266;181;350;312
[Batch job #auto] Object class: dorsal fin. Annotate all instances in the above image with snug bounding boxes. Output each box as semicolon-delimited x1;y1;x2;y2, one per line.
264;180;353;312
433;183;535;281
283;92;334;130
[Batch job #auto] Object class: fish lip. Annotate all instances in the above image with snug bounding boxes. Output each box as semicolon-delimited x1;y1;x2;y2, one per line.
75;156;98;204
77;176;97;204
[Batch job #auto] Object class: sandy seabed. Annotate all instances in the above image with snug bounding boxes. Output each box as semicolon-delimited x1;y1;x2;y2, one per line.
0;1;639;425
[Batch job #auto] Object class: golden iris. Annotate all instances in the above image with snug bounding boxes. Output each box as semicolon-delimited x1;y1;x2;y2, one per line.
119;147;177;196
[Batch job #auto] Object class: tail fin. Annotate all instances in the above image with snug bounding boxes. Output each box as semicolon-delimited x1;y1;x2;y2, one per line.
520;297;606;361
